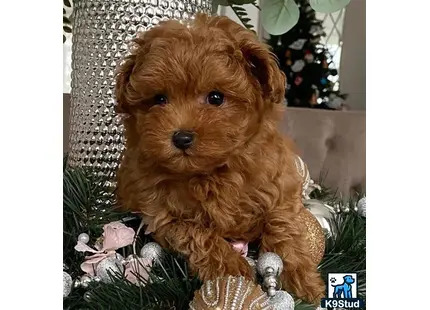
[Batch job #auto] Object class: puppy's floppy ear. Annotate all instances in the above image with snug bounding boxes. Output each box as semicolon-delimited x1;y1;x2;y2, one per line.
115;35;148;114
114;53;137;114
206;16;286;104
240;39;286;105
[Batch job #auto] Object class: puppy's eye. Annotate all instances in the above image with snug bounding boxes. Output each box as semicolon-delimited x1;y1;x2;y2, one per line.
153;94;168;105
206;91;224;106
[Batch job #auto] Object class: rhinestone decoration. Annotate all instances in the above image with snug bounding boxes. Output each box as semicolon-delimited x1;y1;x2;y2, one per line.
96;255;125;283
63;271;73;298
139;242;163;263
68;0;212;180
256;252;283;277
267;290;295;310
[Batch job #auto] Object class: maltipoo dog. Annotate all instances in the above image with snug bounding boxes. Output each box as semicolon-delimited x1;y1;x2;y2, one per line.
115;14;325;304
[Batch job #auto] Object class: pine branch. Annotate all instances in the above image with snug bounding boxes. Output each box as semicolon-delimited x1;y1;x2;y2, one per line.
63;161;365;309
63;158;137;277
71;253;202;310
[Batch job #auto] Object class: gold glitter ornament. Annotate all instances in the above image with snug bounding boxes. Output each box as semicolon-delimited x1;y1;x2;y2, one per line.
189;276;272;310
298;208;325;265
304;199;338;247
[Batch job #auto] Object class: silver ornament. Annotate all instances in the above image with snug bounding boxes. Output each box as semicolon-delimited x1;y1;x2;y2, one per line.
96;255;125;283
80;274;93;289
357;197;366;217
140;242;163;263
83;292;92;302
333;203;342;213
93;276;101;283
261;265;281;296
78;233;90;244
63;271;73;298
267;286;277;297
73;278;81;289
263;275;278;289
304;199;339;243
341;203;351;213
268;290;295;310
256;252;283;277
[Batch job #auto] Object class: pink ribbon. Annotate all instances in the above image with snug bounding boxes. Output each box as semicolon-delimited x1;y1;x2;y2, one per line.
74;221;135;276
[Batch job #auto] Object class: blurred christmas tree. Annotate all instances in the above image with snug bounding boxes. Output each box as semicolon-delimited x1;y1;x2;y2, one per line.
267;0;347;110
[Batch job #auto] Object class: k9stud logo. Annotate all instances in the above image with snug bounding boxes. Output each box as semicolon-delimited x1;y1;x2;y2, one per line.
321;273;365;308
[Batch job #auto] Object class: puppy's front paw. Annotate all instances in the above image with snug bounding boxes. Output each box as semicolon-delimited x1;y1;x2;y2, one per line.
196;255;255;282
225;256;255;280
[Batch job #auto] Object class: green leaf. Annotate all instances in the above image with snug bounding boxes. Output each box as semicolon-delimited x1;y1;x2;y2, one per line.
261;0;300;35
64;0;72;8
63;26;72;33
309;0;351;13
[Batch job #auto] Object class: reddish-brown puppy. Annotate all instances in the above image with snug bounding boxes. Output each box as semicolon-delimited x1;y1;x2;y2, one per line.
115;14;325;304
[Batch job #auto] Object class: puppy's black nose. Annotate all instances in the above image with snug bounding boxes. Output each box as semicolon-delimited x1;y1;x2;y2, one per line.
172;131;194;150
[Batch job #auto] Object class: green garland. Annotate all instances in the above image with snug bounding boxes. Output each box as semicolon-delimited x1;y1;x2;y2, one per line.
63;161;365;310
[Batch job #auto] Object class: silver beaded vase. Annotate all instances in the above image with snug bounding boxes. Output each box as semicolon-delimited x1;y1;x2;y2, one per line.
68;0;213;178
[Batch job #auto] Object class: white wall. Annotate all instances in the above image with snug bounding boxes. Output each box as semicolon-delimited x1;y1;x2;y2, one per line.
339;0;366;110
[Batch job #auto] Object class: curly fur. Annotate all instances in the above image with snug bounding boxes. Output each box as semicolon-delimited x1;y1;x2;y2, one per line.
115;14;325;304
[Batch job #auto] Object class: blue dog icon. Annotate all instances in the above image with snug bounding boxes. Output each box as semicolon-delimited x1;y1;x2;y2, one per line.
332;275;355;298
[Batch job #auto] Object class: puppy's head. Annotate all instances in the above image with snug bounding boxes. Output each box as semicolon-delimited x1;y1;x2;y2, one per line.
115;14;286;173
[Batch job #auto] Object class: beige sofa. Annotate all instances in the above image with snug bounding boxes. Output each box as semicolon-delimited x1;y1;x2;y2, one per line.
280;108;365;197
63;94;365;197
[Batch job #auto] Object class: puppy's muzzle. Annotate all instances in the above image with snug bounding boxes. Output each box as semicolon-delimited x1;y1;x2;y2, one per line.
172;130;194;150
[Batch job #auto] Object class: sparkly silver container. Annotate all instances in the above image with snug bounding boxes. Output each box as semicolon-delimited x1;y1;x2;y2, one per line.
68;0;212;178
